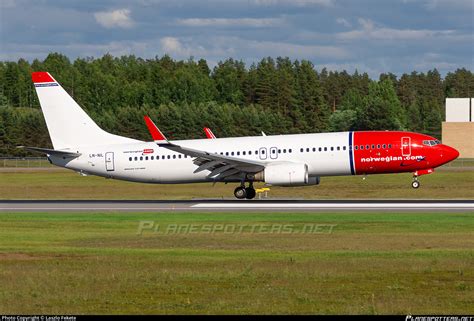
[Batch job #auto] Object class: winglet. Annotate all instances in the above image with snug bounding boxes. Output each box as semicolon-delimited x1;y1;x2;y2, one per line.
203;127;216;139
144;116;169;144
31;72;57;84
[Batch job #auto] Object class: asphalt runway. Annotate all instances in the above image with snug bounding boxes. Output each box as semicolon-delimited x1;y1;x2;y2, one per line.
0;200;472;212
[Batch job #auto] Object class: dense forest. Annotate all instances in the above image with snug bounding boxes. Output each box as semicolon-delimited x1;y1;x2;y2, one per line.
0;53;473;156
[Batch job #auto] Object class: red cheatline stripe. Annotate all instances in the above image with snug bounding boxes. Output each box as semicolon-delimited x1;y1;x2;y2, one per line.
31;72;55;83
144;116;167;141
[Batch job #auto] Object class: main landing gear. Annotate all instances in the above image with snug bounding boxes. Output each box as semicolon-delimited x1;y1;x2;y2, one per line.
411;177;420;189
234;182;256;200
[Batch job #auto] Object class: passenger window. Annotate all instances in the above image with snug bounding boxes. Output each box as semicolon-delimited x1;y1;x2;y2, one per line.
140;156;143;161
129;157;132;161
249;151;252;155
306;148;310;152
226;152;229;156
289;149;292;153
343;146;346;151
300;148;304;152
360;146;364;150
283;149;287;153
173;155;176;159
337;146;340;151
145;156;148;160
330;147;334;151
377;145;380;149
167;155;170;159
278;149;281;153
231;152;234;156
355;146;358;150
388;144;392;148
237;151;240;156
324;147;327;151
318;147;322;152
383;144;386;148
366;145;370;150
243;151;246;155
371;144;375;149
312;147;316;152
178;155;182;159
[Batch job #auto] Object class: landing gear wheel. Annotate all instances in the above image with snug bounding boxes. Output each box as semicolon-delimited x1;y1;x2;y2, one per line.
412;180;420;189
234;186;247;199
245;187;256;200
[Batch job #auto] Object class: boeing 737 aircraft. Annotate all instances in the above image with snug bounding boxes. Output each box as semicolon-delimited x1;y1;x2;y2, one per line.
27;72;459;199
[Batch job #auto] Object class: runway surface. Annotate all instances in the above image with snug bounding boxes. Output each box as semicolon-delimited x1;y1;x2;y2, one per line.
0;200;472;212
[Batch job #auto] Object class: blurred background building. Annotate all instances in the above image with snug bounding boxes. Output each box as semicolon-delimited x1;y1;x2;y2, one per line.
442;98;474;158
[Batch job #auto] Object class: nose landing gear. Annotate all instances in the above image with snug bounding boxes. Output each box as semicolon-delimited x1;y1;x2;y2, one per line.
234;182;256;199
411;168;434;189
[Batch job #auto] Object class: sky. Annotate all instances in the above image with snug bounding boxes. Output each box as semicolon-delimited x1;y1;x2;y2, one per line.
0;0;472;78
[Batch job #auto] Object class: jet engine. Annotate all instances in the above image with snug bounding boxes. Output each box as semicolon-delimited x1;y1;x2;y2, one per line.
254;162;320;186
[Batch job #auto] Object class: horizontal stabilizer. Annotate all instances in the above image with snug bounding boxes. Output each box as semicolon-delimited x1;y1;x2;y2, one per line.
19;146;81;158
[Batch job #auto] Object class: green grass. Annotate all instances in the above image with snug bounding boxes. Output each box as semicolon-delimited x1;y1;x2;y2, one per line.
0;211;473;314
0;169;473;199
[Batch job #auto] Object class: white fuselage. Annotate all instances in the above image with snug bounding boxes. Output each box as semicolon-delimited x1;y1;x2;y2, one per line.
53;132;352;184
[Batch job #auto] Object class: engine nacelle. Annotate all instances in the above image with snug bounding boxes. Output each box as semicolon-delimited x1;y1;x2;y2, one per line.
255;162;319;186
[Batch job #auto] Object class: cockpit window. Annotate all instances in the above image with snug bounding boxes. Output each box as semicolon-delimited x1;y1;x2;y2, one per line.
423;140;441;146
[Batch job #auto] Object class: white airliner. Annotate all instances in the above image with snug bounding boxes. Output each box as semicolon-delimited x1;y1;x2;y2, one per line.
27;72;459;199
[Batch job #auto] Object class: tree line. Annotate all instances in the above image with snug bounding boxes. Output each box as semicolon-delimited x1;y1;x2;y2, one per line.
0;52;472;156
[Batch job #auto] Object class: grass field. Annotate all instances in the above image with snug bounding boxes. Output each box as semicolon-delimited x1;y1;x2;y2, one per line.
0;211;473;314
0;169;473;199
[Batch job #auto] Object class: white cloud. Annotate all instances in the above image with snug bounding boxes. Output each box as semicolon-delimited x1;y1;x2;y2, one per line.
158;36;348;60
94;9;134;29
413;53;459;70
337;18;455;41
176;17;285;27
160;37;184;55
247;40;348;59
0;0;17;9
0;41;149;61
336;18;351;28
402;0;473;9
253;0;333;6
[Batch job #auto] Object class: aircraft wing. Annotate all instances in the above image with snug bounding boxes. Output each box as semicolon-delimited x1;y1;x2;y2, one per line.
144;116;264;180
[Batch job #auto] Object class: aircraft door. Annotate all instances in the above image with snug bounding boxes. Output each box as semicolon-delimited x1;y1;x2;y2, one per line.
105;152;115;171
401;137;411;156
259;147;267;160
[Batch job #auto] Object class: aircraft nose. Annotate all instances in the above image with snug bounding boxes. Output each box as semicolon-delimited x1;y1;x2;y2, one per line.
441;145;459;163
